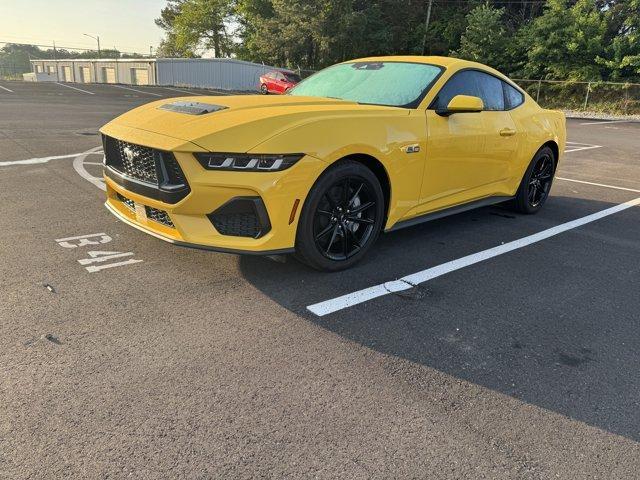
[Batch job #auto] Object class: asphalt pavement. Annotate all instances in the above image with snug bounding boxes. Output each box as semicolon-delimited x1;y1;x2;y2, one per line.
1;80;639;479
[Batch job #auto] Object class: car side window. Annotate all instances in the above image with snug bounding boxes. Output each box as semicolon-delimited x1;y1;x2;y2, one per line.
432;70;506;111
432;71;480;111
504;82;524;109
276;73;285;81
475;72;504;111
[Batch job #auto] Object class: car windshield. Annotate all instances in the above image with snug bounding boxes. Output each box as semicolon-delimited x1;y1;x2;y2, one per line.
289;61;442;107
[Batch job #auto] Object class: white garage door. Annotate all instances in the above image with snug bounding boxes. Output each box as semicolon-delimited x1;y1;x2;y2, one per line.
102;67;116;83
61;66;72;82
80;67;91;83
131;68;149;85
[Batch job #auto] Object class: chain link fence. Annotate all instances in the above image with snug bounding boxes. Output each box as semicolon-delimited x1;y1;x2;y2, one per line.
514;79;640;116
0;64;24;80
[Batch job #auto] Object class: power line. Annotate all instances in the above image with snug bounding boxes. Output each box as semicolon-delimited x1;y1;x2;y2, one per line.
0;40;147;56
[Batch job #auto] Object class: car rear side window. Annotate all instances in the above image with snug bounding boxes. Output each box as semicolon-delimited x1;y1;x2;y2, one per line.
504;82;524;109
432;70;505;111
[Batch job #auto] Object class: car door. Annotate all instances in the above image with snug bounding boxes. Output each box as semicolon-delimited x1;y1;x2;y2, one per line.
419;70;519;213
273;72;287;93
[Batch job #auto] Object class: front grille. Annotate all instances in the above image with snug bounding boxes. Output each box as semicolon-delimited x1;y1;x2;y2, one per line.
208;197;271;238
102;135;190;204
105;137;158;184
163;154;187;185
116;193;175;228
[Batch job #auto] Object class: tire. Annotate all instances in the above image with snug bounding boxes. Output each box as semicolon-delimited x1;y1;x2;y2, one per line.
295;160;385;271
260;84;268;95
510;146;556;214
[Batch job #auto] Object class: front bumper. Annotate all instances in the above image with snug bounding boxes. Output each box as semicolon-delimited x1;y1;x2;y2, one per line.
103;137;326;255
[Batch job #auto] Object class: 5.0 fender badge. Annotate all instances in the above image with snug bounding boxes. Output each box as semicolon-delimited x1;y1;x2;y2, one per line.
403;144;421;154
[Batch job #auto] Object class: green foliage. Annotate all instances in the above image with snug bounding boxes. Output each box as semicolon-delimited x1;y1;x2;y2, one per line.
520;0;610;80
155;0;235;57
453;5;509;68
598;0;640;79
4;0;630;82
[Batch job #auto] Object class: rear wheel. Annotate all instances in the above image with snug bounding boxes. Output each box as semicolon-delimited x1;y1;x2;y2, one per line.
295;161;385;271
510;146;556;214
260;84;268;94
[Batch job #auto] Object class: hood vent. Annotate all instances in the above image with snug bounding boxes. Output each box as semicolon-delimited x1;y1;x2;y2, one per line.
158;101;227;115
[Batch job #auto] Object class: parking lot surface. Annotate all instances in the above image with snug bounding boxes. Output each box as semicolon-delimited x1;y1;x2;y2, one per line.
1;80;639;479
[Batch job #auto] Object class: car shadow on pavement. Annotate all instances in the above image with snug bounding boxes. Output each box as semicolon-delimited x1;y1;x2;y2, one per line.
239;195;640;442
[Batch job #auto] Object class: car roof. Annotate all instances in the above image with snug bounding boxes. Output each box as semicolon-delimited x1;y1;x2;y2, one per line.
267;69;296;75
348;55;460;67
343;55;510;80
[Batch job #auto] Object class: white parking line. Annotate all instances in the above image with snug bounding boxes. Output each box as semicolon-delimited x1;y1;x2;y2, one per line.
163;87;199;95
0;84;14;93
307;195;640;317
112;85;162;97
579;120;634;126
556;177;640;193
0;151;100;167
55;82;95;95
564;141;602;153
73;147;106;191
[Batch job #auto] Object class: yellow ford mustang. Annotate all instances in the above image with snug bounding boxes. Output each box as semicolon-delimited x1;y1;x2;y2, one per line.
100;56;565;271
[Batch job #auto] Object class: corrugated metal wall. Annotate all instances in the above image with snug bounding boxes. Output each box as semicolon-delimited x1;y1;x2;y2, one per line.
156;58;285;92
29;58;288;91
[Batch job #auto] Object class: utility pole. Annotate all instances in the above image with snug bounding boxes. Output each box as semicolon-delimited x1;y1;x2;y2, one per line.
83;33;101;57
421;0;434;55
150;46;153;58
53;40;59;81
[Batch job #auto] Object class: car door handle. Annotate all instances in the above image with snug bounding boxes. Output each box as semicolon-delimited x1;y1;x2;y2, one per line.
499;128;516;137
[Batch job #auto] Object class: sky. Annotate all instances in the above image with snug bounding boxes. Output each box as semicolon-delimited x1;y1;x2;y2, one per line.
0;0;168;55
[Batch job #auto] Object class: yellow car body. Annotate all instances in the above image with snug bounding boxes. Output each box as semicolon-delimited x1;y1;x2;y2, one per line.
100;55;565;264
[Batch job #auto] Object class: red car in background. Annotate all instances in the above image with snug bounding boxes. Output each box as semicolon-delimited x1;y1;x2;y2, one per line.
259;70;301;94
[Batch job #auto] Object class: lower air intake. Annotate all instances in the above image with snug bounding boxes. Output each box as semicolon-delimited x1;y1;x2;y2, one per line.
208;197;271;238
117;193;175;229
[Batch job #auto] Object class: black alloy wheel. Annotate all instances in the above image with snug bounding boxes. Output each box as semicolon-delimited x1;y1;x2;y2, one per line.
295;161;385;271
313;177;377;261
528;152;554;207
511;146;556;214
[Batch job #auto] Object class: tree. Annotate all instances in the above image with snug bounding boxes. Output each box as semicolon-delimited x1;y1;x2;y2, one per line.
598;0;640;79
453;4;510;70
156;0;235;57
521;0;610;80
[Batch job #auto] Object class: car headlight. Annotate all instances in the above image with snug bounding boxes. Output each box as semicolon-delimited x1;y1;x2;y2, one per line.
195;152;304;172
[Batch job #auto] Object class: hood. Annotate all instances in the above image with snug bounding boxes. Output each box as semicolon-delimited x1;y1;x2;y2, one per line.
101;95;409;152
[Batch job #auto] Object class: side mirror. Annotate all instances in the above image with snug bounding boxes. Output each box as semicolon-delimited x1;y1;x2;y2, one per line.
436;95;484;117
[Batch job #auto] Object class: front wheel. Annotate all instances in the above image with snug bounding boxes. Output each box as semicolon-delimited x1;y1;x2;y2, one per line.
295;161;385;271
510;146;556;214
260;84;268;94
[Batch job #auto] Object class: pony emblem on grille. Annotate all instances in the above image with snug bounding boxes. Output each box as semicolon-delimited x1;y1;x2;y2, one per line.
123;146;136;162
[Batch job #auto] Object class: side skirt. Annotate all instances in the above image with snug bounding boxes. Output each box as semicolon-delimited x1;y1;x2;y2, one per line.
385;196;514;233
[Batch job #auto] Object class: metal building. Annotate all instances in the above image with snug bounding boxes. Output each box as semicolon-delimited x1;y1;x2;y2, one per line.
30;59;156;85
29;58;288;92
155;58;286;91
